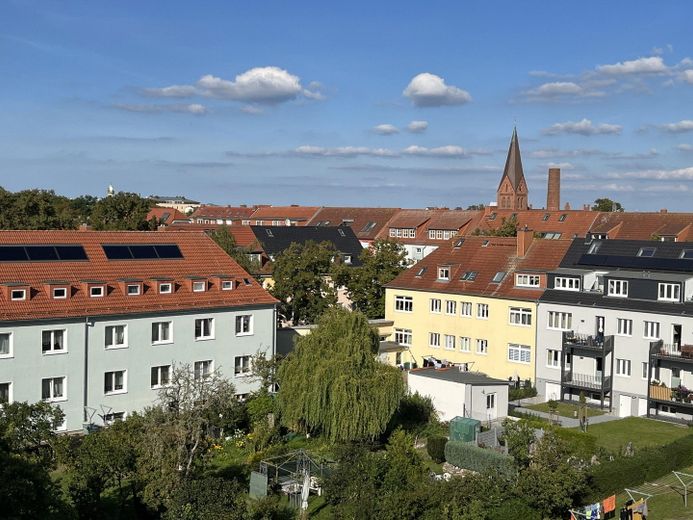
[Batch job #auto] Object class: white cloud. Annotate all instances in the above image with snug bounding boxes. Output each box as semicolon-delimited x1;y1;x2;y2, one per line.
373;124;399;135
143;66;322;105
528;148;604;159
402;145;469;158
113;103;207;115
606;167;693;180
403;73;471;107
658;120;693;133
293;145;397;158
677;144;693;152
526;81;584;97
543;118;622;136
406;120;429;133
240;105;264;115
596;56;668;75
546;162;575;170
682;70;693;85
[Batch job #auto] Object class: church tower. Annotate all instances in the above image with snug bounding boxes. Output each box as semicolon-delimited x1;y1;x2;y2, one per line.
496;127;528;210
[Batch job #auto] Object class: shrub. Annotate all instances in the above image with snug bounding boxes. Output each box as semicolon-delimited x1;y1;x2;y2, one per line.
426;435;447;464
509;386;538;401
444;441;515;477
586;433;693;501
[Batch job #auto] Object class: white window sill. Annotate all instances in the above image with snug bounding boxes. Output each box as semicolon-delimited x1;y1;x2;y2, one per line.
509;323;532;327
0;354;14;359
195;336;215;342
546;365;560;370
460;315;472;319
44;397;67;403
615;333;632;337
104;390;127;396
152;340;173;346
234;372;251;378
508;359;531;365
235;332;254;337
394;310;413;313
42;350;68;356
105;345;129;350
476;352;488;356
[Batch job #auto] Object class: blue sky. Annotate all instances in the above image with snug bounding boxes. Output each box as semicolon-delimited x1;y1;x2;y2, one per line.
2;1;693;210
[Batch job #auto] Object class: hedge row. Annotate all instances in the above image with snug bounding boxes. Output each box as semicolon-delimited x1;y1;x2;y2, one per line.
509;386;538;401
444;441;515;477
427;435;447;464
586;433;693;501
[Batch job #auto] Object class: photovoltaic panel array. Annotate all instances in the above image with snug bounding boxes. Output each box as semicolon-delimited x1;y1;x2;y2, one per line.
102;244;183;260
0;245;88;262
577;254;693;272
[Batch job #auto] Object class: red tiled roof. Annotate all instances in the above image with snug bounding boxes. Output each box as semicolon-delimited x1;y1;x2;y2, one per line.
376;209;481;245
0;231;276;322
146;207;189;224
163;224;261;250
469;209;599;239
307;207;400;240
589;212;693;241
386;236;572;301
190;205;256;220
248;206;321;223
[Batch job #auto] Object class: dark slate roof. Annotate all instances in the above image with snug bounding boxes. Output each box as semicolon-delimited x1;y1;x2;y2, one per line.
539;288;693;318
559;238;693;273
250;225;364;264
409;367;509;386
498;127;526;191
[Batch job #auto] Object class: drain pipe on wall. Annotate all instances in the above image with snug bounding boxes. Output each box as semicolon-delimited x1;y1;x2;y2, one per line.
83;316;92;425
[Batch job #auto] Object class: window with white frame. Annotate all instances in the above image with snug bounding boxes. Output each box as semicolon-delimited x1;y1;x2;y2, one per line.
429;332;440;348
0;382;12;404
151;321;172;344
644;321;660;339
235;315;253;336
509;307;532;326
437;267;450;281
444;335;455;350
394;328;412;346
508;343;531;363
0;332;12;358
460;337;471;352
10;289;26;301
658;283;681;302
607;279;628;298
234;356;251;376
486;393;496;410
194;360;214;380
460;302;472;317
554;277;580;291
194;318;214;340
547;349;560;368
642;362;648;380
516;274;540;287
105;325;127;349
476;339;488;354
103;412;125;425
547;311;572;330
42;329;66;354
445;300;457;315
617;318;633;336
221;280;234;290
159;282;172;294
616;359;631;377
41;377;65;402
90;286;105;297
430;298;442;313
126;284;141;296
52;287;67;299
104;370;126;394
150;365;171;389
395;295;413;312
477;303;489;319
192;281;206;292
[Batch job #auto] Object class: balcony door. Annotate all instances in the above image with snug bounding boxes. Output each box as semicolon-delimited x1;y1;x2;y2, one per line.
672;324;682;349
595;357;603;381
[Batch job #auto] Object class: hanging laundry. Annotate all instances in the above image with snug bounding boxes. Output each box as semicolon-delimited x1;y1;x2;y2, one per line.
602;494;616;514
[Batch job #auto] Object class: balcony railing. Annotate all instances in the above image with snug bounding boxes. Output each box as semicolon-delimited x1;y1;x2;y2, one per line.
651;342;693;361
650;384;693;407
562;371;608;390
562;332;613;352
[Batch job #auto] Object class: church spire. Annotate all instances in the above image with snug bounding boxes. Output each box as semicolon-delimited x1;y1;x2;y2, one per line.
496;127;529;210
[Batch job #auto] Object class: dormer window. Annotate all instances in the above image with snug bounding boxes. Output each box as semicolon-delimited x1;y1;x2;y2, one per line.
126;284;141;296
607;279;628;298
637;247;656;257
516;274;540;287
159;283;172;294
10;289;26;301
52;288;67;299
221;280;234;290
658;283;680;302
437;267;450;281
558;214;567;222
192;281;206;292
90;286;104;298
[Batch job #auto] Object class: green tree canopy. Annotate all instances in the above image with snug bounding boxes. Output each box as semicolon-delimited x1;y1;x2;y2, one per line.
333;239;409;319
277;309;406;442
592;198;624;212
270;240;338;325
208;225;261;276
90;192;154;230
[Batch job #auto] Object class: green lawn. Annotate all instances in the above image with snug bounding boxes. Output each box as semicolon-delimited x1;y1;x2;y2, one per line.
583;417;691;453
525;401;605;418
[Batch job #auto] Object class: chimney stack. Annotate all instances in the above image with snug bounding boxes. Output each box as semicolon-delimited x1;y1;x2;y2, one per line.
547;168;560;211
517;226;533;257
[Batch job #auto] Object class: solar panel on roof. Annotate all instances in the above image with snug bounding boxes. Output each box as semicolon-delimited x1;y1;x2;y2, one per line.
26;246;59;261
102;244;183;260
55;246;88;260
0;246;29;261
129;245;158;259
102;245;133;259
154;245;183;258
0;245;88;262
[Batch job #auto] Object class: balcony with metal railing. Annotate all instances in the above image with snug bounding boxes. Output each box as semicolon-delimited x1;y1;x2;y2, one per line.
650;340;693;364
649;383;693;409
562;331;614;354
561;370;611;391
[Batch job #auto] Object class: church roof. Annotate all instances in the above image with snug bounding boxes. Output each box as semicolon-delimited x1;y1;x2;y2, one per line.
498;127;526;191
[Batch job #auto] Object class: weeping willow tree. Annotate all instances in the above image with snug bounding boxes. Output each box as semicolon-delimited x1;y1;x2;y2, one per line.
277;309;406;442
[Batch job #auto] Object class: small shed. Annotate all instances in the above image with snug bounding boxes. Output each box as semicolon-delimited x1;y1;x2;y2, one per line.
408;367;509;422
449;416;481;442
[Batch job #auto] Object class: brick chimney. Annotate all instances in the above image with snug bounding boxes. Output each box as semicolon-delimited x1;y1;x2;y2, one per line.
660;208;668;214
547;168;560;211
517;226;533;257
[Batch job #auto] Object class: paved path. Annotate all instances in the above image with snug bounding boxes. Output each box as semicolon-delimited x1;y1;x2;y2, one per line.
510;403;622;428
